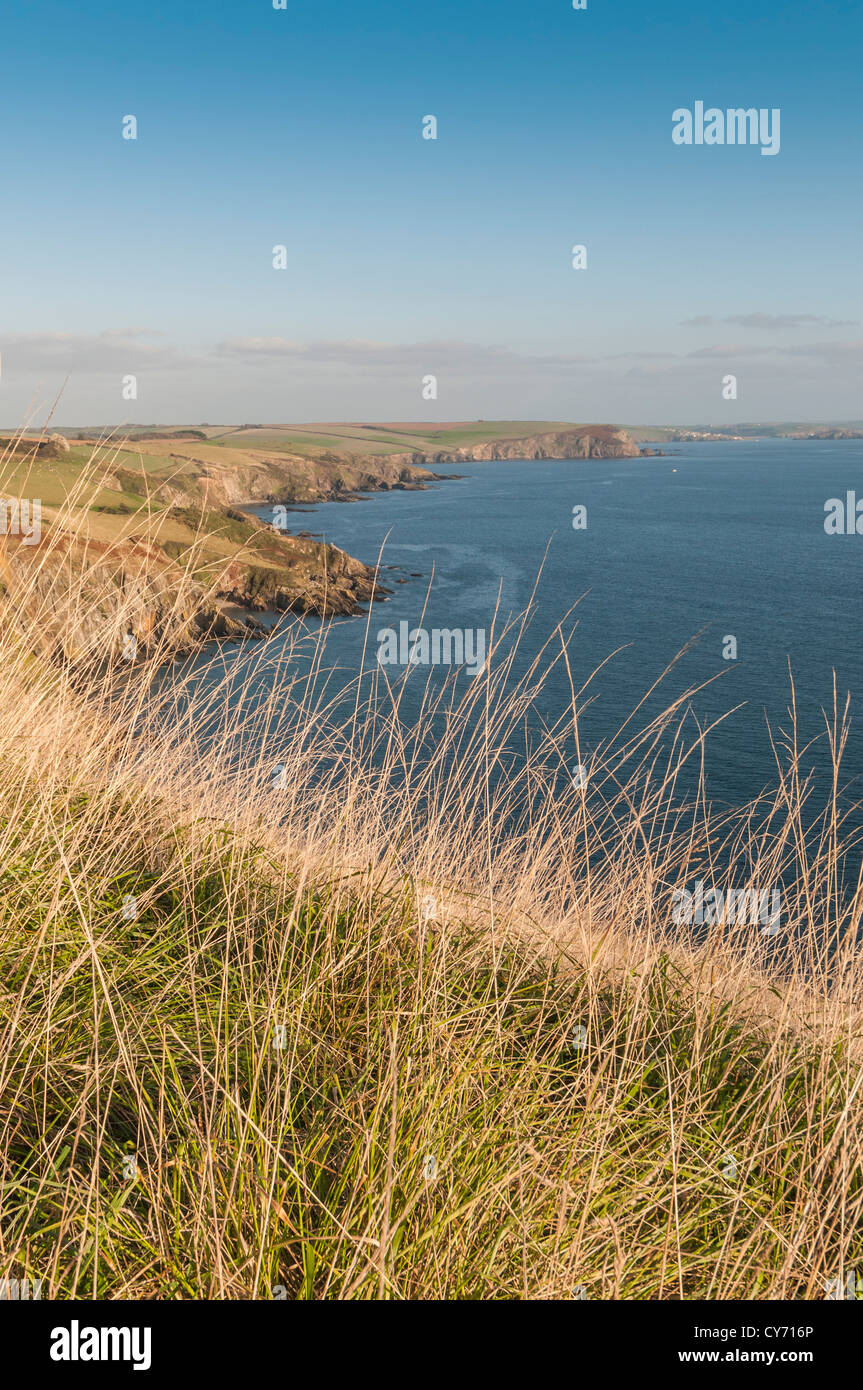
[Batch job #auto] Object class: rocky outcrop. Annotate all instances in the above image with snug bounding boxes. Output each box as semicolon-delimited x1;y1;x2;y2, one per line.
0;533;259;670
0;524;386;672
0;433;72;459
210;539;387;618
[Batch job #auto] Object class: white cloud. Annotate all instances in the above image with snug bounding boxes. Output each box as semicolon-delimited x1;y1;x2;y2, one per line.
681;312;857;330
214;337;597;373
0;331;181;373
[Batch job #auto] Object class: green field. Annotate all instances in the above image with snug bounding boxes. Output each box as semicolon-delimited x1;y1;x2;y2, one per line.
14;421;581;458
199;421;575;455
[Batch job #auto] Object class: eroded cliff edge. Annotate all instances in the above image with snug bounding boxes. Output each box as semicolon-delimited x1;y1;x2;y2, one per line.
0;423;643;669
406;425;643;464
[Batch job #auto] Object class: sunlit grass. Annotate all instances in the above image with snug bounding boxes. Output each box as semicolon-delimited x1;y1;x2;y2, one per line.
0;429;861;1299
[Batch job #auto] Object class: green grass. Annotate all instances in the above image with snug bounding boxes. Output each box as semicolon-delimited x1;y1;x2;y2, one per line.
204;421;580;456
3;810;858;1299
1;429;862;1300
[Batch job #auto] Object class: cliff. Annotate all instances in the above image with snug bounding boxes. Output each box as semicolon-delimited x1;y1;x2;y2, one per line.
124;439;443;511
0;521;386;672
0;421;644;670
405;425;642;464
76;427;641;522
194;509;387;618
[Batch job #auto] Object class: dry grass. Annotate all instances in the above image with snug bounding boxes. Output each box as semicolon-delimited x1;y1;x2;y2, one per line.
0;431;861;1299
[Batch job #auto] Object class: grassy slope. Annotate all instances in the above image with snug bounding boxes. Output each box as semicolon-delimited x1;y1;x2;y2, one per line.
0;512;861;1297
26;420;863;451
5;811;856;1299
0;438;389;619
0;424;621;613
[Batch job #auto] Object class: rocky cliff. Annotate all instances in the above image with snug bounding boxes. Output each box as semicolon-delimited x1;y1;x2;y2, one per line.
0;422;643;671
125;428;640;517
0;522;386;673
138;444;442;511
405;425;642;464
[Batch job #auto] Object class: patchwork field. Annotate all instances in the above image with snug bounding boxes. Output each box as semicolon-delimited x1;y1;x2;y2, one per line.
27;420;586;456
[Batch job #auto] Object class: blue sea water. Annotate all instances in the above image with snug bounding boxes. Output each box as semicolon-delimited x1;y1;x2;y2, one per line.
179;439;863;824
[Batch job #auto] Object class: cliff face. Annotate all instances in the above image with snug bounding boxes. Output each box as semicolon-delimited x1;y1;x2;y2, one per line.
146;446;441;510
0;525;386;672
131;428;640;516
0;423;644;671
788;428;863;440
406;426;642;464
207;534;386;619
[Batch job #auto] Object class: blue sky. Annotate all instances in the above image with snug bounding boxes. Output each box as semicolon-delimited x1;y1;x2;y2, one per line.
2;0;861;424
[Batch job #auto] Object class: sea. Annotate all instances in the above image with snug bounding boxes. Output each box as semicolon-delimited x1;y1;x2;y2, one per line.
166;439;863;838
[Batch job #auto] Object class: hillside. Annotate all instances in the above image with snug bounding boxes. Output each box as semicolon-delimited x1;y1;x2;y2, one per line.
32;420;646;465
2;421;862;1301
0;421;645;667
1;520;861;1299
0;435;397;668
